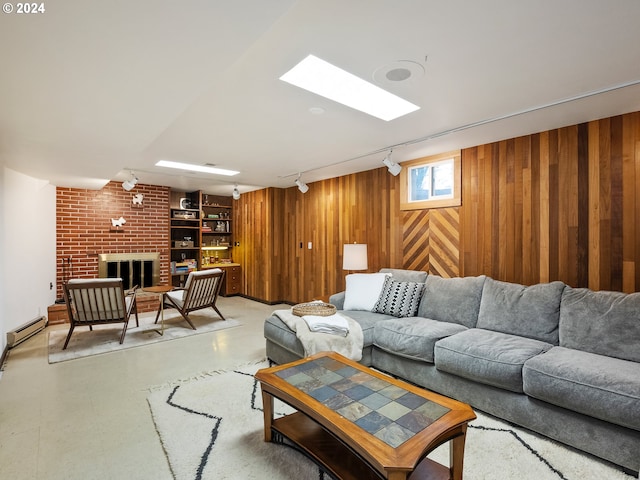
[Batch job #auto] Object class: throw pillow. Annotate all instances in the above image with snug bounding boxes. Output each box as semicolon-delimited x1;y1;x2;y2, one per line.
343;273;390;311
373;277;425;317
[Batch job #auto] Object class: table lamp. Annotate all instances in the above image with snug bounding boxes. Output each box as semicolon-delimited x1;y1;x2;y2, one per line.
343;243;368;272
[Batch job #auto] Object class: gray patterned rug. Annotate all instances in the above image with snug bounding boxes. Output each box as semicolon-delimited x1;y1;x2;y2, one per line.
147;362;634;480
48;311;241;363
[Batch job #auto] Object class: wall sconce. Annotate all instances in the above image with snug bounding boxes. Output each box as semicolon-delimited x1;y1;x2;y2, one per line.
122;172;138;191
295;174;309;193
343;243;368;271
232;185;241;200
382;151;402;176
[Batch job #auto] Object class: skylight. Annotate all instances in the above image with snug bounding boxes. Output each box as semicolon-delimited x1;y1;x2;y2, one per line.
280;54;420;121
155;160;239;176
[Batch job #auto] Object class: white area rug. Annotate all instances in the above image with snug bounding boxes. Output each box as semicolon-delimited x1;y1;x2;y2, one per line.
147;362;634;480
48;311;241;363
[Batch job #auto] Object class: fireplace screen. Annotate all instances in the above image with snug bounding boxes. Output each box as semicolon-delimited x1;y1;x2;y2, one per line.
98;253;160;289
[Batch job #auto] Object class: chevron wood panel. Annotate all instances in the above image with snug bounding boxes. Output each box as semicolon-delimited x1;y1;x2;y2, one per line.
429;208;460;278
402;210;429;271
401;208;459;277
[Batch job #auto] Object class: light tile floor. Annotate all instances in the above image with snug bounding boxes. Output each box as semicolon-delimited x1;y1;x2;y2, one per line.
0;296;288;480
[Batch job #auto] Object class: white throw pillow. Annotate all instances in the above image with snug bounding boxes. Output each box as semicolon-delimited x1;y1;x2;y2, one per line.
343;273;390;311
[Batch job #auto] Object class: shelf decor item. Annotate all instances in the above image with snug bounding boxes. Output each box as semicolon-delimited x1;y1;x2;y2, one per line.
173;210;196;219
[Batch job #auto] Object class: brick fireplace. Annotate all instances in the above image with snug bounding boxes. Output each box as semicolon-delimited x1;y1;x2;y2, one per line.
56;181;170;313
98;252;161;289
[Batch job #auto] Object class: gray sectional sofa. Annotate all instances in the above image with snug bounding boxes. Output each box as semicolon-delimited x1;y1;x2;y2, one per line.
263;269;640;474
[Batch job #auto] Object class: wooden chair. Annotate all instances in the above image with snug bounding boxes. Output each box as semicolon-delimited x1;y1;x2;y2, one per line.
155;269;226;329
63;278;139;349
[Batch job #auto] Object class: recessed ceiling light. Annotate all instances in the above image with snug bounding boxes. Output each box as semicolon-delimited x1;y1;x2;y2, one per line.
155;160;239;176
280;54;420;121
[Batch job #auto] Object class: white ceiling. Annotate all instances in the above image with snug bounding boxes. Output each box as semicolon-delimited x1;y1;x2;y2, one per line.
2;0;640;195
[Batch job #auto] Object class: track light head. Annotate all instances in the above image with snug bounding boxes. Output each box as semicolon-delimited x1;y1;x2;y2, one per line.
232;185;241;200
122;173;138;191
295;175;309;194
382;152;402;176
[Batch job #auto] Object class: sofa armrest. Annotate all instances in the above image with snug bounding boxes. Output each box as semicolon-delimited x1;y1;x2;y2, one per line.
329;291;345;309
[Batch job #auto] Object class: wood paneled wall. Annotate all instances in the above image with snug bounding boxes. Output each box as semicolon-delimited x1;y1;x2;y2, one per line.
236;110;640;304
460;112;640;292
234;169;403;304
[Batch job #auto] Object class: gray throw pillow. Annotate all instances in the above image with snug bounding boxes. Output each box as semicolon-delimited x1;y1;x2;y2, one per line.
373;277;425;317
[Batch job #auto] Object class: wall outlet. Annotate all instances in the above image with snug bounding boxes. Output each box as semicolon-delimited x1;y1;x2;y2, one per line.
308;242;312;249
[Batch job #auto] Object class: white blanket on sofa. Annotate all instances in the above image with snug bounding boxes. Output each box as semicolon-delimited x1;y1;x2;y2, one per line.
273;309;363;361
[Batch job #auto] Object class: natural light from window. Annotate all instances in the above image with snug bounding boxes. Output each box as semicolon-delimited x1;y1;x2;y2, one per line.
280;54;420;121
155;160;239;176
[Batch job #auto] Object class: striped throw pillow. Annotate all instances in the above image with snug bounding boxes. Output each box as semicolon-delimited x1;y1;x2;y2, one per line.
373;277;425;317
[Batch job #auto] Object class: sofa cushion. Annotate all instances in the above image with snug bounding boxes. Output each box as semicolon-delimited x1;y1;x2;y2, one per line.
372;277;425;317
329;291;346;309
342;310;396;347
343;273;390;311
379;268;428;283
559;286;640;363
434;328;553;393
265;310;394;352
523;346;640;431
264;315;305;357
373;317;467;363
417;275;486;328
476;278;565;344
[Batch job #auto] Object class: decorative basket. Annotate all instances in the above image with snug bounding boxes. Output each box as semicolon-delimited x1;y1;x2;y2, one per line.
292;302;337;317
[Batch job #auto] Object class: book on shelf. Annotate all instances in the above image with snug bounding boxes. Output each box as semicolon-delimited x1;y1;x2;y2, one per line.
170;259;197;274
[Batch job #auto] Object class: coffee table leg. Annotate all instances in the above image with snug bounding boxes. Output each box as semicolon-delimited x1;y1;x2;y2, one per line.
386;471;409;480
261;388;274;442
450;424;468;480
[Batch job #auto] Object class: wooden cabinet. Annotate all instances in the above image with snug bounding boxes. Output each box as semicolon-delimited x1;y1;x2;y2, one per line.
169;191;201;287
168;190;241;293
203;263;241;296
201;193;235;266
223;264;241;295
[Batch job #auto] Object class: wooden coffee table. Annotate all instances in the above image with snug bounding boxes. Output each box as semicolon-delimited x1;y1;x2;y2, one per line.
255;352;476;480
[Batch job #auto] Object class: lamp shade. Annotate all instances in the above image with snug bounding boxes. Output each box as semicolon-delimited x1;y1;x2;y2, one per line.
343;243;368;270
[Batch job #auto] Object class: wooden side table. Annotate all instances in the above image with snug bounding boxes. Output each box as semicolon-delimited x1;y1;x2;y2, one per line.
142;285;173;336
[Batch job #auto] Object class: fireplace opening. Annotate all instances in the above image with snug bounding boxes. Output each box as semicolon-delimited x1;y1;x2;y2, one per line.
98;253;160;289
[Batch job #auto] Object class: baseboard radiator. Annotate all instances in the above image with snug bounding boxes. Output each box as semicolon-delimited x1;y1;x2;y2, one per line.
6;316;47;348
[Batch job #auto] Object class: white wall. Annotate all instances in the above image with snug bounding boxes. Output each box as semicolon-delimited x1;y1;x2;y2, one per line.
0;166;4;353
1;167;56;351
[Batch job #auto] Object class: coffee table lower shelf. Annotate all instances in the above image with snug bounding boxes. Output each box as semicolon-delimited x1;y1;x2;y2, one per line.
271;412;451;480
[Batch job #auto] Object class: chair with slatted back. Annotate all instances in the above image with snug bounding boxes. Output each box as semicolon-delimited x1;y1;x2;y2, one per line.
155;269;226;329
63;278;139;349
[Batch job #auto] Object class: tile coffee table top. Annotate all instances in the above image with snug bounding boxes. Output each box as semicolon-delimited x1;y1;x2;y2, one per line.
275;355;450;448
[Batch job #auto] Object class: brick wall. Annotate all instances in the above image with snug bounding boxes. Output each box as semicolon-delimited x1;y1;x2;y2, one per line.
56;181;170;312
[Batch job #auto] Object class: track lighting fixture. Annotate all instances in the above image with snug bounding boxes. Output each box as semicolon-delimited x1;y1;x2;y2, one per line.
295;174;309;193
122;172;139;191
232;185;241;200
382;151;402;176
